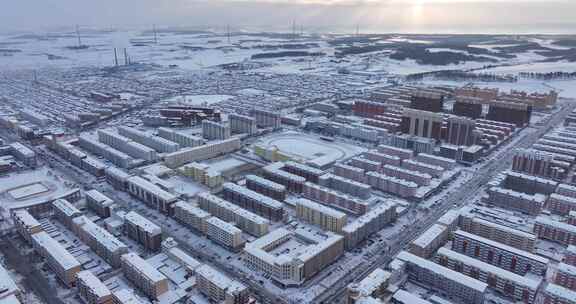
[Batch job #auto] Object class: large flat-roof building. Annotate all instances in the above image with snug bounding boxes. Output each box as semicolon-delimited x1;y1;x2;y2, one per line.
244;228;344;287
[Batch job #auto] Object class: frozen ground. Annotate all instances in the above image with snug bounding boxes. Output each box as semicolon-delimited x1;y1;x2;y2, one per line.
257;131;367;163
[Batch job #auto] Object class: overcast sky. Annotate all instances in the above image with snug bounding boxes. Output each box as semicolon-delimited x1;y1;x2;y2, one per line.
2;0;575;34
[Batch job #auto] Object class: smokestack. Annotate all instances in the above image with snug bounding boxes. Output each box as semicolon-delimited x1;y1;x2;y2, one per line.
153;24;158;44
124;48;128;66
114;48;118;66
76;25;82;47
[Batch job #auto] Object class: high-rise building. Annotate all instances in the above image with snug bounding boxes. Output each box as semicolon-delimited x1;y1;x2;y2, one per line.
410;90;444;113
202;120;231;140
486;101;532;127
453;96;483;119
445;116;478;146
229;113;257;135
400;108;443;140
251;109;281;129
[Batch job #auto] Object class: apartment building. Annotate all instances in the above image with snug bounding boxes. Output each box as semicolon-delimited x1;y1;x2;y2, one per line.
295;198;347;233
547;193;576;216
120;252;169;300
366;171;418;199
179;162;223;188
459;208;536;252
12;209;43;244
73;216;129;268
396;251;487;304
333;163;367;184
485;187;546;215
126;176;178;215
157;127;204;148
303;182;369;215
124;211;162;252
118;126;180;153
98;129;158;162
173;201;211;233
410;224;449;258
318;173;372;199
244;228;343;287
52;198;82;229
555;263;576;291
202;120;231;140
283;161;325;183
222;182;285;221
452;230;549;276
197;192;270;237
205;217;245;251
251;109;281;129
245;175;287;201
342;201;398;250
363;150;402;167
196;264;250;304
534;216;576;246
85;190;114;218
262;163;306;193
229;113;257;135
436;248;541;303
76;270;114;304
164;137;241;168
538;283;576;304
31;231;82;287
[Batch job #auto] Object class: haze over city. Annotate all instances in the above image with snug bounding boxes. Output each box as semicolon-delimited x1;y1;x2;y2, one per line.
2;0;576;34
